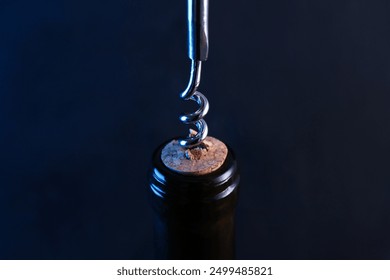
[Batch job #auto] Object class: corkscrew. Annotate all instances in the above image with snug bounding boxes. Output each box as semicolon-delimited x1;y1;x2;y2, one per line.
178;0;210;149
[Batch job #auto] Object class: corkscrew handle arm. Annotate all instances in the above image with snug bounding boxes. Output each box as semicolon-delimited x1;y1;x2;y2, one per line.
188;0;209;61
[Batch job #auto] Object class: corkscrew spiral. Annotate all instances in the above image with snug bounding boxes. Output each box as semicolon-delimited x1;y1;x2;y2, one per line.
178;61;209;148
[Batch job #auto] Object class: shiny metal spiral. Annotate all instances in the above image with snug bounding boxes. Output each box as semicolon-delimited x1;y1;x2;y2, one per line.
178;60;209;148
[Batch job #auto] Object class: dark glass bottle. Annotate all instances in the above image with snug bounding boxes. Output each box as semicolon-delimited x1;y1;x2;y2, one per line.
148;140;240;259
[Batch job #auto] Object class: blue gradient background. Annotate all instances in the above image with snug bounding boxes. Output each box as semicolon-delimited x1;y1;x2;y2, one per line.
1;0;390;259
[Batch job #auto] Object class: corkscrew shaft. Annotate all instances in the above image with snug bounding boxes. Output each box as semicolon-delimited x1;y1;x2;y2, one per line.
179;0;210;148
188;0;209;61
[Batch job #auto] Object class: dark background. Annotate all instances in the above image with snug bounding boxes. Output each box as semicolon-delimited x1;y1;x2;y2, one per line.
1;0;389;259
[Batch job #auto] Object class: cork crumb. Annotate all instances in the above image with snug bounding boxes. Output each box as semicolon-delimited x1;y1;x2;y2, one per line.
185;146;207;160
184;129;216;161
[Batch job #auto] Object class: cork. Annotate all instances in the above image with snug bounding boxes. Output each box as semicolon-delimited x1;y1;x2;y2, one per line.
161;136;228;175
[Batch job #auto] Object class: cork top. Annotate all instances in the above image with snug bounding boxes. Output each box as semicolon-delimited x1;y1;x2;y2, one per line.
161;136;228;175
